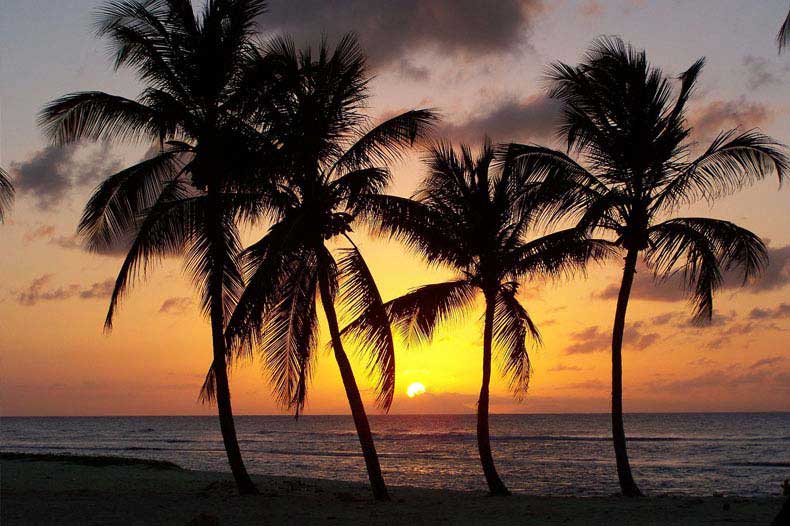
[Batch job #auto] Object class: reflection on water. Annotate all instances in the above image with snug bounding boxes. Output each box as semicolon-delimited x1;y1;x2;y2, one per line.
2;413;788;496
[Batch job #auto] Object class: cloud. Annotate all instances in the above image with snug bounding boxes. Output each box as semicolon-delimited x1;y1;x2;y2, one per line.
564;322;659;354
647;365;790;393
19;224;131;258
78;279;115;300
10;144;121;210
159;297;193;315
396;59;431;81
749;303;790;320
16;274;114;306
742;55;786;90
23;225;56;242
750;356;785;369
262;0;545;70
440;94;561;143
689;97;771;142
688;357;717;367
548;363;583;372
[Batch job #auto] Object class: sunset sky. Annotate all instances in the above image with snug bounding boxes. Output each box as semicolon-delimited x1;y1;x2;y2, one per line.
1;0;789;416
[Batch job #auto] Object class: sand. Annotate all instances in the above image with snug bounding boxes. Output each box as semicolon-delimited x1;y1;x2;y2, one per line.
1;453;785;525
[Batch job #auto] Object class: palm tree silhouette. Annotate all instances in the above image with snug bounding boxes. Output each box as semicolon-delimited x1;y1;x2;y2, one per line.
38;0;272;495
0;167;13;223
778;2;790;53
508;37;788;496
349;139;612;495
224;35;436;501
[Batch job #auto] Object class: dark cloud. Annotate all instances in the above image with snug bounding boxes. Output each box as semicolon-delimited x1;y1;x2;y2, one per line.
749;303;790;320
10;144;121;210
564;322;659;354
262;0;545;70
440;94;561;143
17;274;114;306
159;297;193;315
689;97;771;142
396;59;431;82
742;55;786;90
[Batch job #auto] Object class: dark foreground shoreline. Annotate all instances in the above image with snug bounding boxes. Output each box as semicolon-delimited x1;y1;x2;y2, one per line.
0;453;784;525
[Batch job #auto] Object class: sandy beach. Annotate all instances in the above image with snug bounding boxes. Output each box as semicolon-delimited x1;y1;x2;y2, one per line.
1;453;785;525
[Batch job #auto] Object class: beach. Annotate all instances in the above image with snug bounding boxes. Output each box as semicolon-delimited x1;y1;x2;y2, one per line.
1;453;784;525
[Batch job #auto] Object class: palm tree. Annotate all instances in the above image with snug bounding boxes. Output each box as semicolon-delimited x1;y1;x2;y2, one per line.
38;0;273;494
508;37;788;496
348;139;612;496
224;35;436;501
0;167;13;223
778;2;790;53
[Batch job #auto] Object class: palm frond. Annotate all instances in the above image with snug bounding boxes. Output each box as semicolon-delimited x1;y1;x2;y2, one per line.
355;194;467;268
104;182;197;330
0;166;14;223
508;228;615;281
656;129;788;210
197;360;216;404
493;285;540;398
337;241;395;411
375;279;477;346
331;167;390;210
645;217;767;322
39;92;168;145
183;207;246;324
259;250;320;415
331;109;438;175
779;4;790;53
78;148;186;251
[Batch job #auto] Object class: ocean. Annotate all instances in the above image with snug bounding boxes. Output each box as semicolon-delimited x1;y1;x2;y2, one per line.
2;413;788;497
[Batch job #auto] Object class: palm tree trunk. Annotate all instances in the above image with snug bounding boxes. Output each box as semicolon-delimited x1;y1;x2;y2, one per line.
318;272;390;501
206;195;257;495
611;248;643;497
478;290;510;496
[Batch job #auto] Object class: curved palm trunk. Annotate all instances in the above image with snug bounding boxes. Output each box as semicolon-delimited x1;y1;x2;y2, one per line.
611;248;643;497
318;272;390;501
207;196;257;495
478;291;510;496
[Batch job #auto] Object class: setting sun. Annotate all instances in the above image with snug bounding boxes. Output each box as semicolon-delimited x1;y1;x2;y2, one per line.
406;382;426;398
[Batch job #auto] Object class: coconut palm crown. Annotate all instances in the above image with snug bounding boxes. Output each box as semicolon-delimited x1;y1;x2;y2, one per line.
508;37;788;496
348;138;613;495
224;34;436;501
38;0;275;494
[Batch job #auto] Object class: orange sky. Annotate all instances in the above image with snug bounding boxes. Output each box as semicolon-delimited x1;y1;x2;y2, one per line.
1;0;789;416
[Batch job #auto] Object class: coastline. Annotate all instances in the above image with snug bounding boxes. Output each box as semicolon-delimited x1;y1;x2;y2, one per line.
1;453;784;525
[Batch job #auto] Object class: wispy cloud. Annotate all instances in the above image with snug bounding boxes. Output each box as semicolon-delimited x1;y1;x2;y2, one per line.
17;274;114;306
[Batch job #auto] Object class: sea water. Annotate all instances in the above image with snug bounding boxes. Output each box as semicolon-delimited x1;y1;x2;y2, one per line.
2;413;788;496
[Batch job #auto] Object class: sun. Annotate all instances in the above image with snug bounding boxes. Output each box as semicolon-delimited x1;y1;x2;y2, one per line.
406;382;426;398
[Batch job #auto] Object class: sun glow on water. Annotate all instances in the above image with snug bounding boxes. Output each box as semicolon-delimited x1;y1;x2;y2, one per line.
406;382;426;398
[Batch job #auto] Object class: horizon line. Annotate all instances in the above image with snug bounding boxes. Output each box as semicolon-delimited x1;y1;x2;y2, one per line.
2;410;789;418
